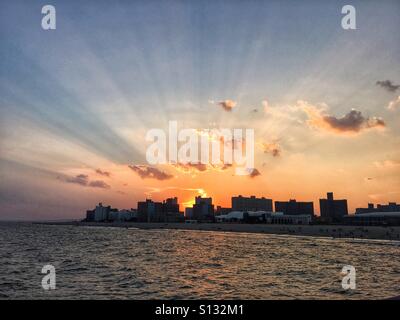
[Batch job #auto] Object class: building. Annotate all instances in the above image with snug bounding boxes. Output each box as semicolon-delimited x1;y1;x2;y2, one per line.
86;209;95;221
269;214;312;225
137;198;184;222
216;211;311;225
274;199;314;216
92;203;112;221
161;197;184;222
162;197;179;213
137;199;163;222
192;196;215;221
215;206;232;216
184;207;193;220
319;192;348;223
344;212;400;226
108;209;137;222
356;202;400;214
216;211;269;223
232;195;273;212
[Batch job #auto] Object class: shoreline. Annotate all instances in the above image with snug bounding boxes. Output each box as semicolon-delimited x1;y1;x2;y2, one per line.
36;221;400;241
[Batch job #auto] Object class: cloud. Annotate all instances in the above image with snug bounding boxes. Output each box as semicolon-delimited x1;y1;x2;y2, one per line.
88;180;111;189
174;163;208;173
249;168;261;178
58;174;110;189
373;160;400;169
262;100;269;113
217;100;237;112
376;80;400;93
172;162;233;174
323;110;385;132
387;96;400;110
128;165;173;180
297;101;385;134
95;169;111;177
262;142;281;157
61;174;89;186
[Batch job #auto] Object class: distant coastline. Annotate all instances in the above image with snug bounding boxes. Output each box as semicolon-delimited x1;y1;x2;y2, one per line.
37;221;400;241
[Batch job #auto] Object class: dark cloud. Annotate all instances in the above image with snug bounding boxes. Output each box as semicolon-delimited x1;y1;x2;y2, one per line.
322;109;385;133
58;174;110;189
174;163;208;172
129;165;173;180
249;168;261;178
88;180;111;189
376;80;400;93
95;169;111;177
62;174;89;186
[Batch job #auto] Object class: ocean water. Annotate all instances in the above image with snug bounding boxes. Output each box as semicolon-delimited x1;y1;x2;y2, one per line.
0;222;399;299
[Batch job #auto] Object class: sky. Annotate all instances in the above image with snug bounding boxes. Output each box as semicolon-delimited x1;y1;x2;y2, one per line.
0;0;399;220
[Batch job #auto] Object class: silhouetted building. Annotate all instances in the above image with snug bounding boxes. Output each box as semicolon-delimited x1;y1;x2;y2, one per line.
344;212;400;226
137;198;183;222
109;209;137;221
162;197;179;213
86;209;95;221
192;196;215;221
137;199;163;222
319;192;348;222
161;197;184;222
216;211;311;225
215;206;232;216
185;207;193;219
232;195;272;212
275;199;314;216
356;202;400;214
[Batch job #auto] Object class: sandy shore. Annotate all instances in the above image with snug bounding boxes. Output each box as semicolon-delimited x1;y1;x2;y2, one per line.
39;221;400;241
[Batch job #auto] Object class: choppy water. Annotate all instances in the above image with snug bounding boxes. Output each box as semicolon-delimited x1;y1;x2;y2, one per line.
0;222;399;299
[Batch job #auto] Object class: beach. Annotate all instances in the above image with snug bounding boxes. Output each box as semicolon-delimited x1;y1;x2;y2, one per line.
40;221;400;241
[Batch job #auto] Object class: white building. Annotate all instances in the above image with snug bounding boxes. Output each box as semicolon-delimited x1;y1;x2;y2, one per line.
215;210;311;225
94;203;110;221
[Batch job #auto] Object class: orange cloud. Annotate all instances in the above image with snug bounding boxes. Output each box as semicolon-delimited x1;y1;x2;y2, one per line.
262;142;281;157
218;99;237;112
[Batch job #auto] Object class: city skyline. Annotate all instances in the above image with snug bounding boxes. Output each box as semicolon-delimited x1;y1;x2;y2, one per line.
1;0;400;220
85;193;399;216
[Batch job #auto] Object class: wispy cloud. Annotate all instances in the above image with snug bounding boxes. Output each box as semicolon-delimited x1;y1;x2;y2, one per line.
88;180;111;189
95;169;111;177
376;80;400;93
373;160;400;169
61;174;89;186
128;165;173;180
58;174;110;189
387;96;400;110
